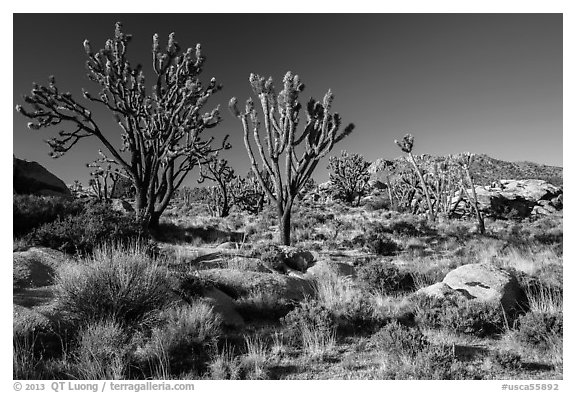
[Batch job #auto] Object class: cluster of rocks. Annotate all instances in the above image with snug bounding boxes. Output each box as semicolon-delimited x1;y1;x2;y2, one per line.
454;179;563;219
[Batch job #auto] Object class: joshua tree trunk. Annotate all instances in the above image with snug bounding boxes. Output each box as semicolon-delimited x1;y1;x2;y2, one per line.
464;171;485;234
278;202;293;246
408;152;435;222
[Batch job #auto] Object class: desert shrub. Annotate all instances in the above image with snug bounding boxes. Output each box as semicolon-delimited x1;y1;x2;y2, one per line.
357;261;414;294
13;194;84;237
235;289;294;322
311;265;385;332
515;311;563;348
282;299;336;356
363;197;390;211
13;334;47;379
490;350;523;370
135;301;221;377
359;223;403;255
379;343;472;380
250;244;285;272
413;295;507;338
282;300;336;338
239;335;270;380
54;243;174;327
371;321;428;357
74;319;130;379
366;234;399;256
372;320;475;379
31;202;148;255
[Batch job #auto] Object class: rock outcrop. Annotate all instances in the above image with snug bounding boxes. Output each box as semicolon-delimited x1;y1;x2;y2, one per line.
453;179;562;219
13;157;71;197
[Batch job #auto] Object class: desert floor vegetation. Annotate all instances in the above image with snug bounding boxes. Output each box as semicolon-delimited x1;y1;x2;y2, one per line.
13;193;563;380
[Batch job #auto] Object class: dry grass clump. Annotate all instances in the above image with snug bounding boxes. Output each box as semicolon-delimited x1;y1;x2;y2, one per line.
54;242;175;327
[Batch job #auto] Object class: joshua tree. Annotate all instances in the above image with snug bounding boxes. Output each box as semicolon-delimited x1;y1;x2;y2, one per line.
454;152;485;234
86;150;130;201
328;150;371;206
230;72;354;245
230;170;271;215
197;158;235;217
395;134;436;221
16;22;229;228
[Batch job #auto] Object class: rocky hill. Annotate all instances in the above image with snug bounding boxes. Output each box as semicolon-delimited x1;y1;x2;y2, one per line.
468;154;562;187
369;154;562;187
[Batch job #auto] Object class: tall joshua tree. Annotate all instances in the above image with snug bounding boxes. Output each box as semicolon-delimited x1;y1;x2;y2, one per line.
230;72;354;245
395;134;436;222
16;22;229;228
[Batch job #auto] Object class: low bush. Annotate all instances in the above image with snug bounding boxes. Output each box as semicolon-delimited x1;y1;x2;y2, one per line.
515;311;563;348
250;244;286;272
357;261;414;294
373;320;475;379
74;319;130;379
30;202;148;255
134;301;222;378
13;194;84;237
281;299;336;356
54;243;174;327
235;289;294;322
371;321;428;357
413;295;507;338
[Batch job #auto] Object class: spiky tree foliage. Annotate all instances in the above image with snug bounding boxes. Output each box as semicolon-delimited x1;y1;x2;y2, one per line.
230;170;271;215
16;22;229;228
197;158;235;217
327;150;370;206
395;134;436;221
297;177;317;201
230;72;354;245
86;150;129;201
453;152;485;234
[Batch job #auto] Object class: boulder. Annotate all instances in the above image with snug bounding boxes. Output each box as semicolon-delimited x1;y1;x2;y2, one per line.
13;247;69;289
13;157;71;197
110;199;134;214
415;282;474;301
13;304;52;336
442;263;527;313
216;241;242;250
202;287;245;328
278;246;316;272
305;259;357;279
198;268;314;301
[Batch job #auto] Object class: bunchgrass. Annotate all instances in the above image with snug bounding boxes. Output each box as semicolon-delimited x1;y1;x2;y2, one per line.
54;242;175;327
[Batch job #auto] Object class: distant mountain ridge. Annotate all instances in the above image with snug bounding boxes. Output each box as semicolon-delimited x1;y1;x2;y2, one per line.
369;154;563;187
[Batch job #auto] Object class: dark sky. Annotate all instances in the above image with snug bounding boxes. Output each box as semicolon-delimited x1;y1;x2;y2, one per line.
13;13;563;187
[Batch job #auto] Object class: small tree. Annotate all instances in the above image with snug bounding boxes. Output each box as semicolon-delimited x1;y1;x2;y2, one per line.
327;150;371;206
395;134;436;221
16;22;229;229
230;170;271;215
87;151;128;201
230;72;354;245
197;158;235;217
